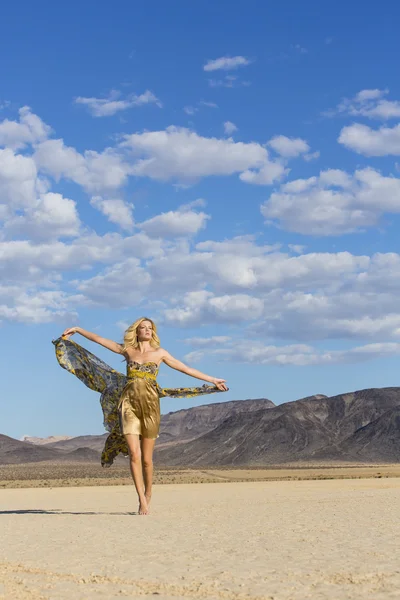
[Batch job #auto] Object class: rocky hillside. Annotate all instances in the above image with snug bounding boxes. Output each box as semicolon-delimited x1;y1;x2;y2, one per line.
30;398;275;452
3;389;400;465
45;434;108;452
1;398;274;463
22;435;73;445
0;434;101;464
158;397;275;443
154;388;400;465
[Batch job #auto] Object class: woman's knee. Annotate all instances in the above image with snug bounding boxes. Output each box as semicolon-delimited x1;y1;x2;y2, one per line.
142;457;153;469
129;448;142;463
124;434;141;462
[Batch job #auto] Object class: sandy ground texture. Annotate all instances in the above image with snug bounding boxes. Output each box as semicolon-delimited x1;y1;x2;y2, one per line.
1;462;400;488
1;479;400;600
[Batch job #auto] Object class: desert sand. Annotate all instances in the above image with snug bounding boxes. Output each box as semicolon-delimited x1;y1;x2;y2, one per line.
2;462;400;488
1;478;400;599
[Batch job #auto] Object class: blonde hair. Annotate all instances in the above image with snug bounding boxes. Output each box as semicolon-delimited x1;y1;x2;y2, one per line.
121;317;160;352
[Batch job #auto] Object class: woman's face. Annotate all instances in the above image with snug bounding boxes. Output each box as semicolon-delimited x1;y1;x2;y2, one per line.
137;320;153;341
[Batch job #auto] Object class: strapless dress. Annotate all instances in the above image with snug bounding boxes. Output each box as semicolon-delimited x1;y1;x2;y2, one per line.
118;361;161;439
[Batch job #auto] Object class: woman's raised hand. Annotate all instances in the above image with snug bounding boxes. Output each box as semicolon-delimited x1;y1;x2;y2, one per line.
212;378;228;391
62;327;80;339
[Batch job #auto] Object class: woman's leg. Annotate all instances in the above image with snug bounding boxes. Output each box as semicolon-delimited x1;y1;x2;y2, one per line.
141;437;156;508
124;434;149;515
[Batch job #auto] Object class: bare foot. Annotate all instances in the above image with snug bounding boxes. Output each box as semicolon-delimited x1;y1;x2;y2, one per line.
145;493;152;507
138;497;149;515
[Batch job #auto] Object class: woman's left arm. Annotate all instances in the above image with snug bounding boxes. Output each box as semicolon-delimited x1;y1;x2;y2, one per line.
162;351;228;391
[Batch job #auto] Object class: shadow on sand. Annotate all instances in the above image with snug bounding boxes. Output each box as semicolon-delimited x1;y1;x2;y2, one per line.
0;509;138;516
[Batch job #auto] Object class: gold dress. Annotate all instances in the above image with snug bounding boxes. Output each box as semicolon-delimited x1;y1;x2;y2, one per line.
118;361;161;439
53;337;226;467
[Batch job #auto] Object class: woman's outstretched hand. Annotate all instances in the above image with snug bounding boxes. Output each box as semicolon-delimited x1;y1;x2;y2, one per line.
62;327;80;339
212;378;228;391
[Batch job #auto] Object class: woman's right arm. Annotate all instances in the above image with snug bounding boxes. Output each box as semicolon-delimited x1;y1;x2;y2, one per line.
62;327;123;354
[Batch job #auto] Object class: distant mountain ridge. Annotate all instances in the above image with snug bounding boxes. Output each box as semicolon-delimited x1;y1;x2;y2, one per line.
22;435;73;445
45;434;108;451
2;389;400;466
1;397;274;463
22;398;274;452
0;433;101;464
155;388;400;465
158;397;275;443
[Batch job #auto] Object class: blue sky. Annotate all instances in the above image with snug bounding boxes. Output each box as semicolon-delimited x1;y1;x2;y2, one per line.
2;0;400;439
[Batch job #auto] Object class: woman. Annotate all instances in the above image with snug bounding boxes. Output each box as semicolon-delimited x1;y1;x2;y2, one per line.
54;317;228;515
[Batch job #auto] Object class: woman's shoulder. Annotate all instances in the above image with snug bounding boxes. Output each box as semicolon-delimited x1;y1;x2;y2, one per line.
153;347;167;362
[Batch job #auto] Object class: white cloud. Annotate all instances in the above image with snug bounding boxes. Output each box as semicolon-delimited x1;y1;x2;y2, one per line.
239;136;314;185
352;252;400;293
303;151;320;162
75;90;162;117
34;139;131;192
5;101;400;353
137;247;367;327
163;291;264;326
146;241;368;301
4;192;400;354
183;336;232;347
262;167;400;235
184;101;218;115
184;340;400;366
0;146;78;244
0;107;51;150
356;89;384;102
199;101;218;108
183;350;210;364
288;244;305;254
139;208;210;238
6;200;400;340
196;235;280;256
0;231;162;287
203;56;251;72
247;288;400;342
0;204;10;220
180;198;207;211
183;106;197;115
0;148;38;208
208;75;250;88
68;236;359;313
239;162;288;185
280;176;316;193
74;258;151;308
0;228;164;317
121;126;283;184
338;122;400;156
4;192;81;241
268;135;310;157
116;320;130;332
0;287;78;324
223;121;238;135
19;124;299;191
90;196;134;230
328;88;400;120
38;235;396;337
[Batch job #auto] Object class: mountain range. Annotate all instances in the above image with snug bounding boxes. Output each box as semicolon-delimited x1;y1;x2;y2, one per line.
21;435;73;445
2;389;400;466
1;398;273;464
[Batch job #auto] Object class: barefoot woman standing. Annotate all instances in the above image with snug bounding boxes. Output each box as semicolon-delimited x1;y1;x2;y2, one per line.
54;317;228;515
